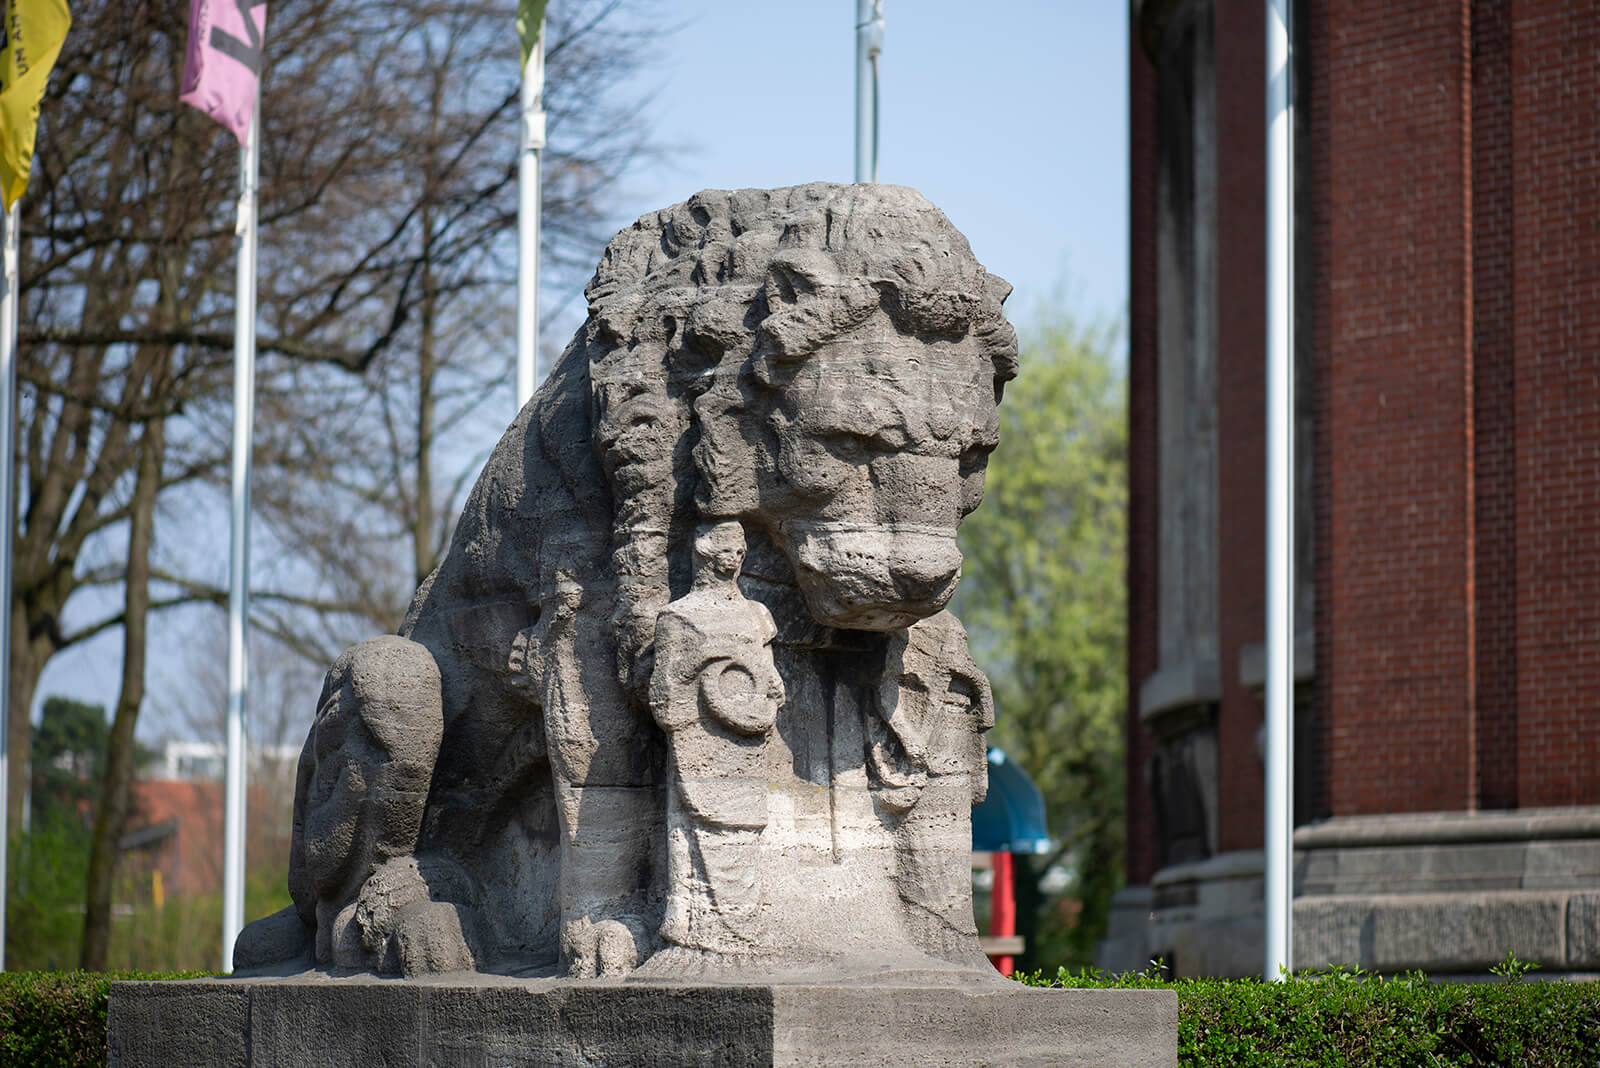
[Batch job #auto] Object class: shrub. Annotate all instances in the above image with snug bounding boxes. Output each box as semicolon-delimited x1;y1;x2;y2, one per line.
1020;961;1600;1067
0;971;207;1068
5;822;92;971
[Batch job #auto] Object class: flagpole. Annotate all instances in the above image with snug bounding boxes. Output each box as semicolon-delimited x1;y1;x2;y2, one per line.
516;16;546;410
0;202;19;972
1264;0;1295;983
854;0;883;183
222;95;261;973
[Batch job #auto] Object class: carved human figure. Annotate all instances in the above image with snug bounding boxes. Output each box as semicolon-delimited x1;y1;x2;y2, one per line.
867;611;996;957
649;521;785;955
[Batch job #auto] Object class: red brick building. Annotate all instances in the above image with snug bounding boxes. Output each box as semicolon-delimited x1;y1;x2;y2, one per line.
1102;0;1600;977
117;747;298;906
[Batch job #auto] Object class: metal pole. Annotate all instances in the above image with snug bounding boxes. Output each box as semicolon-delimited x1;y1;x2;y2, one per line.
516;17;546;410
0;203;19;972
1264;0;1295;983
222;97;260;973
854;0;883;183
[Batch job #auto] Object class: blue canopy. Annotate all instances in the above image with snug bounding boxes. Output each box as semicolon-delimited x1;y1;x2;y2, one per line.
971;747;1052;854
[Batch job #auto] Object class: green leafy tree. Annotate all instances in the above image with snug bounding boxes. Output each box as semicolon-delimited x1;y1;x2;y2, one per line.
29;696;156;826
29;697;108;826
7;697;158;968
953;307;1127;971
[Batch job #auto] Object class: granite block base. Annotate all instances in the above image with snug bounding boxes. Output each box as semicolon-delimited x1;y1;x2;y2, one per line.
109;971;1177;1067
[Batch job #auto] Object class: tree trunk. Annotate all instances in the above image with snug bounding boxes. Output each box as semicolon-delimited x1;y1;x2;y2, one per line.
7;610;35;832
79;415;163;970
6;614;52;831
411;100;442;589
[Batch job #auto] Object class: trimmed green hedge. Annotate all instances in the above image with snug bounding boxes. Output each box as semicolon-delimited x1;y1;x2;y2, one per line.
1022;960;1600;1067
0;971;208;1068
5;964;1598;1067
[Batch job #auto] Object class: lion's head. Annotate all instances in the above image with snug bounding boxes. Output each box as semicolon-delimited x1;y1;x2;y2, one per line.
576;183;1016;657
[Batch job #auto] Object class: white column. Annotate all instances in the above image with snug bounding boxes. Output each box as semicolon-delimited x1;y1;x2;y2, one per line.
0;203;19;971
1264;0;1295;982
222;99;261;973
516;17;546;410
854;0;883;183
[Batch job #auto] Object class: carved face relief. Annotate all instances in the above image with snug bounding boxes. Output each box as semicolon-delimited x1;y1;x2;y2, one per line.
297;637;442;902
301;684;381;898
874;611;996;787
764;310;1000;630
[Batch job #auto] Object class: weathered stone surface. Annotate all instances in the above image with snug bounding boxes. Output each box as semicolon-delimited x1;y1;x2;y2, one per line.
109;983;248;1068
234;183;1022;985
231;904;312;971
1564;891;1600;967
109;975;1178;1068
1105;808;1600;978
1342;891;1567;972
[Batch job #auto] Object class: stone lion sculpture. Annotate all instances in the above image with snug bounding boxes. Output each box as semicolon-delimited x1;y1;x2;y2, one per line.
237;182;1018;981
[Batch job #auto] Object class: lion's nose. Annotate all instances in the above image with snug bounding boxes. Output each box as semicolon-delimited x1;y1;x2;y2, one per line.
892;540;963;607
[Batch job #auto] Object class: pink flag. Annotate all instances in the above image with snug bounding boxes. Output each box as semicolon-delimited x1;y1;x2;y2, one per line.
179;0;268;145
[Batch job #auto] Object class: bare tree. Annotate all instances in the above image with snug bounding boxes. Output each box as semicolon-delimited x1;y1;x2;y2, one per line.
10;0;662;968
232;0;668;658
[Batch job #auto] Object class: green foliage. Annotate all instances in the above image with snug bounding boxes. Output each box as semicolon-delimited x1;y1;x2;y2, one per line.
30;697;157;828
5;820;291;972
1018;964;1600;1066
101;861;293;974
11;693;287;972
1489;950;1541;983
5;820;91;971
31;698;110;825
0;971;208;1068
953;308;1127;969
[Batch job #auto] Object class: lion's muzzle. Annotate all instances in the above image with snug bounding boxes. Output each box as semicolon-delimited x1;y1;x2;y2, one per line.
784;522;963;631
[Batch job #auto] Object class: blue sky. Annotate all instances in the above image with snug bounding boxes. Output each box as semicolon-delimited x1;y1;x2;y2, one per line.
587;0;1129;333
39;2;1130;738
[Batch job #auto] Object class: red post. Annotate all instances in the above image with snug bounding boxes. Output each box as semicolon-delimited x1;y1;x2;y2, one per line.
990;849;1016;976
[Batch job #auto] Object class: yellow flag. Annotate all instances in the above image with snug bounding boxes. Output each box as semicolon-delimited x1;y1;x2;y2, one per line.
517;0;547;71
0;0;71;210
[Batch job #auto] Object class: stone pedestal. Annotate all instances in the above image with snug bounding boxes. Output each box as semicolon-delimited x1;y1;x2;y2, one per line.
1097;807;1600;979
109;972;1177;1068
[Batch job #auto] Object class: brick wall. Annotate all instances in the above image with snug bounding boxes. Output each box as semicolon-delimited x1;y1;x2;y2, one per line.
1128;0;1600;884
124;779;291;900
1305;0;1600;814
1508;2;1600;807
1309;0;1335;824
1213;0;1266;854
1471;0;1518;811
1310;0;1479;816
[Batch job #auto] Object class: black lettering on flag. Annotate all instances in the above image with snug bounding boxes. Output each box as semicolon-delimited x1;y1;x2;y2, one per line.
209;0;267;74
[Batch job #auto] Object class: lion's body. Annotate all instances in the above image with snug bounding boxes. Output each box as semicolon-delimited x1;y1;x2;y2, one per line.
261;184;1019;979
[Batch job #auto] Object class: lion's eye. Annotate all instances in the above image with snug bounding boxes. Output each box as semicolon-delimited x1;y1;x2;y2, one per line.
868;426;911;451
820;432;866;460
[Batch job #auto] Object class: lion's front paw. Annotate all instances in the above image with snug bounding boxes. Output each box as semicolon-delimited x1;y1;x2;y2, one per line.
563;915;650;978
392;900;476;976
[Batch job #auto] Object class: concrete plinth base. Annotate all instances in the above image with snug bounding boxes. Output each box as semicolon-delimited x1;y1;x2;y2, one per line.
1097;807;1600;978
109;971;1177;1067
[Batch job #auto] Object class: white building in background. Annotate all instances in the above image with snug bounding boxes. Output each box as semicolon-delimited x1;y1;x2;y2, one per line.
153;740;299;783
